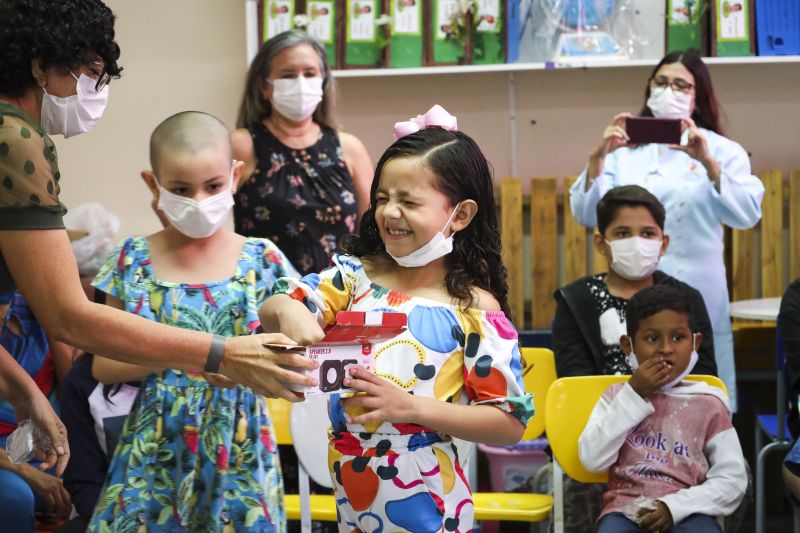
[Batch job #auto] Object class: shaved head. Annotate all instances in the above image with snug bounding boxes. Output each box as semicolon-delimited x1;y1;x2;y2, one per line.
150;111;232;175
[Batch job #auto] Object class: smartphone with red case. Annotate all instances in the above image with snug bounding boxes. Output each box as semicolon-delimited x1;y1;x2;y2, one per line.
625;117;682;145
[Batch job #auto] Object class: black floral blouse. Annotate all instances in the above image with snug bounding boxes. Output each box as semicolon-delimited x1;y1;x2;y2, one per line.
234;124;358;276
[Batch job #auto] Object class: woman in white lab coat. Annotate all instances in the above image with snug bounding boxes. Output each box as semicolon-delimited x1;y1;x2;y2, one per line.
569;50;764;410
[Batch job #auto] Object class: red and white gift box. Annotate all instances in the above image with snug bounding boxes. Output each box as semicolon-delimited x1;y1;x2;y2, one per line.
270;311;407;396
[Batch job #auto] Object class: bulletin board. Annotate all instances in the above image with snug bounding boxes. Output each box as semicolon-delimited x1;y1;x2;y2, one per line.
261;0;296;41
389;0;424;68
472;0;505;65
665;0;709;55
711;0;754;56
306;1;338;67
429;0;466;65
257;1;338;67
342;0;388;68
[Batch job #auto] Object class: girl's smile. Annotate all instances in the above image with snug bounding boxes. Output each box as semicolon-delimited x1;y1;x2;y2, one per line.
374;157;455;258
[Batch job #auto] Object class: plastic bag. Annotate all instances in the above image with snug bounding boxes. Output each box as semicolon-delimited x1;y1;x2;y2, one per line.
5;419;52;464
63;202;120;276
515;0;630;64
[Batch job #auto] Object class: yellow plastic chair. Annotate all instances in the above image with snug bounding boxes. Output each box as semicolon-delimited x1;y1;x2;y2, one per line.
544;374;727;532
471;347;556;524
521;347;558;440
266;398;337;526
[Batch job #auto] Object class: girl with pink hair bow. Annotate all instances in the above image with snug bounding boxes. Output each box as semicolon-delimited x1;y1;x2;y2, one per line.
261;105;533;533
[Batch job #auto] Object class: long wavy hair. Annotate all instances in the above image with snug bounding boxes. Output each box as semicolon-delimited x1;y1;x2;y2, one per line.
639;49;723;134
236;29;336;130
340;128;512;320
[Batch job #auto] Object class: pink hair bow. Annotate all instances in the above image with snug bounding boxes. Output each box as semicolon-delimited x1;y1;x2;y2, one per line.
393;104;458;140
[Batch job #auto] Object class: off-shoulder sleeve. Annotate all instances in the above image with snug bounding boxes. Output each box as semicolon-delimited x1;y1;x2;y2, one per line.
460;310;534;426
0;107;66;230
271;253;360;327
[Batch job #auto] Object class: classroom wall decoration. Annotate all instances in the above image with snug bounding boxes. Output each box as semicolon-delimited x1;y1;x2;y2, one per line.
666;0;710;55
253;1;800;70
263;0;295;41
472;0;505;65
342;0;389;68
710;0;754;56
430;0;467;65
307;1;338;66
389;0;424;67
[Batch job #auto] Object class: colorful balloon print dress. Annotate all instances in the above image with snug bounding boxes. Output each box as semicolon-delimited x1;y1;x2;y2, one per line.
88;236;298;533
273;254;534;533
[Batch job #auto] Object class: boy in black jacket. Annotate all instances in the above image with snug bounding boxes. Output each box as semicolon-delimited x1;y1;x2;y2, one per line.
554;185;717;378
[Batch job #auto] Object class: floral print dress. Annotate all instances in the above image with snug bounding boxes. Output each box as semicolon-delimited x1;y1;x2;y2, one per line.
273;254;534;533
88;236;298;533
233;125;358;277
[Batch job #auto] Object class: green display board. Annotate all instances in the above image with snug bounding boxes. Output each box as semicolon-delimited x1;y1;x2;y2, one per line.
345;0;384;67
389;0;423;68
472;0;504;65
712;0;753;56
262;0;296;42
306;1;337;67
666;0;707;53
432;0;465;64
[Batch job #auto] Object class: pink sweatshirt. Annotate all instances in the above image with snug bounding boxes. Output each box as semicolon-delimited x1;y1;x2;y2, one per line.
578;381;747;524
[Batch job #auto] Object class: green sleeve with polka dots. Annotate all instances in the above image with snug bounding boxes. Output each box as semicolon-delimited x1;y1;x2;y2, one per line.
0;103;66;230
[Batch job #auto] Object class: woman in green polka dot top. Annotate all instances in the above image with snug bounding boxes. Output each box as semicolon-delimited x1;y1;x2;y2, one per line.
0;0;319;474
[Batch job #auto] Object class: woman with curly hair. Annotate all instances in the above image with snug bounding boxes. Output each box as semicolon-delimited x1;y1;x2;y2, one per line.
260;106;533;533
0;0;319;499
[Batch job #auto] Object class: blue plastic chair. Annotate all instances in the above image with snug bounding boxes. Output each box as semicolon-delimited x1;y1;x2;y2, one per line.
755;333;793;533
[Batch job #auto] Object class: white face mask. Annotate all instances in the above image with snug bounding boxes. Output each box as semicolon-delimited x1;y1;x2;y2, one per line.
646;86;693;120
269;76;323;122
40;73;109;138
626;334;699;391
388;203;460;268
156;168;235;239
607;237;662;281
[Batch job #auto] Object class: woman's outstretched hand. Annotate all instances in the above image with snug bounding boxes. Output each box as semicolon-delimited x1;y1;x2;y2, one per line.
218;333;319;401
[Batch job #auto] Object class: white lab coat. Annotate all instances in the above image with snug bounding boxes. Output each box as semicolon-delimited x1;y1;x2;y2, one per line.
570;128;765;411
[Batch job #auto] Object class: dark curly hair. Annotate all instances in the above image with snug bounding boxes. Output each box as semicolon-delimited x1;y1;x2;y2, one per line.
340;128;512;321
626;284;697;338
0;0;122;97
